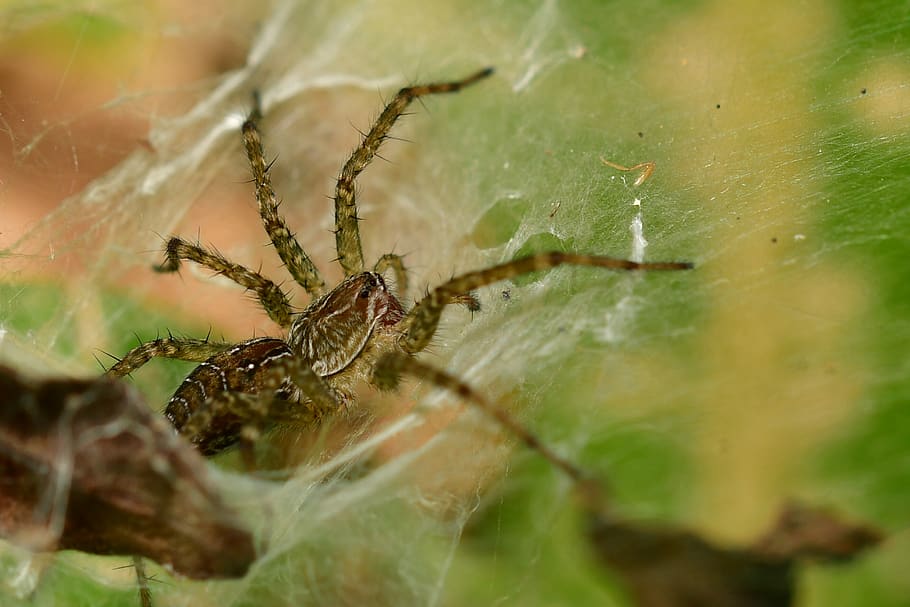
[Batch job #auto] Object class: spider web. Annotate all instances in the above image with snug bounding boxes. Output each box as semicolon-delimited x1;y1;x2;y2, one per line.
1;1;909;606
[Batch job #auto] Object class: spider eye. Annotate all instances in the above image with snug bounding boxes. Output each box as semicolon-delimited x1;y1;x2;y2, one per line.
358;287;371;299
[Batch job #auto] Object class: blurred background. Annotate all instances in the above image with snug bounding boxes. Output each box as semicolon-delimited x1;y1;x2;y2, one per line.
1;0;908;605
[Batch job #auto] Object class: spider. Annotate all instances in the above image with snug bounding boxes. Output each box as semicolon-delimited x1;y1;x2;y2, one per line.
106;67;692;468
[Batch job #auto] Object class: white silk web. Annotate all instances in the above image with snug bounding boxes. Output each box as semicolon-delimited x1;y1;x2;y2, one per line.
2;1;906;606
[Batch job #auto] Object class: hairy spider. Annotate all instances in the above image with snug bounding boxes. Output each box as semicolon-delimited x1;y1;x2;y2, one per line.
107;67;692;467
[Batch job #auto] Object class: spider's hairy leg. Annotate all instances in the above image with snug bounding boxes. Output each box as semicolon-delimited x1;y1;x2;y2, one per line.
179;355;340;464
373;252;479;309
155;237;294;328
447;292;481;311
242;101;326;298
181;392;295;470
132;556;152;607
334;67;494;277
374;353;587;483
373;253;409;298
401;252;693;354
106;337;232;378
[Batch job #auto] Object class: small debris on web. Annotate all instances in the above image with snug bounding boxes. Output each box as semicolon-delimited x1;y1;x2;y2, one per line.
629;214;648;263
0;366;255;579
569;45;588;59
600;158;656;188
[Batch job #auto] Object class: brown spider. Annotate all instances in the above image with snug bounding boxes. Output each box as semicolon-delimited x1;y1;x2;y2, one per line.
106;67;692;467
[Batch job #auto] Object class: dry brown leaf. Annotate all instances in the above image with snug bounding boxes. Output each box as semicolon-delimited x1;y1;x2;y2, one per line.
0;365;255;579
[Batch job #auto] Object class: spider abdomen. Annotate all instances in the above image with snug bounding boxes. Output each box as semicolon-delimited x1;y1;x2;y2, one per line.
164;337;294;455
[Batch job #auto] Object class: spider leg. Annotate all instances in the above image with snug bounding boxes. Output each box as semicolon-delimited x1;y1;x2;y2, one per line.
156;237;294;328
132;556;152;607
106;337;232;377
179;391;291;470
254;352;342;419
190;392;327;471
374;353;587;483
400;251;693;354
372;253;479;309
334;67;494;277
178;355;340;465
242;103;326;298
373;253;409;299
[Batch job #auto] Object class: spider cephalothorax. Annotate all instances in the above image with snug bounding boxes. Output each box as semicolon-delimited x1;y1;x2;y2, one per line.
108;67;691;462
287;271;406;390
